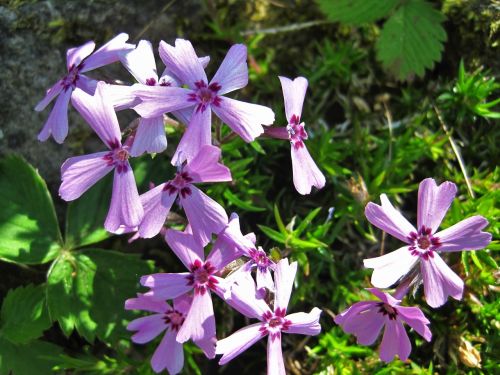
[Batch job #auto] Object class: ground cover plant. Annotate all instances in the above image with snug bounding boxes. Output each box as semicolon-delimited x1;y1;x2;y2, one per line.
0;0;498;374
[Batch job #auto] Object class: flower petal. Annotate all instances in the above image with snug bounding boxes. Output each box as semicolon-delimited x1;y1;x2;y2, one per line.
127;314;166;344
35;80;63;111
120;40;158;85
420;253;464;308
151;330;184;374
165;229;204;269
225;272;271;319
129;116;167;156
379;319;411;363
210;44;248;95
133;85;193;119
334;301;376;326
104;84;139;111
80;33;134;72
141;273;192;300
435;216;492;252
286;307;322;336
104;166;144;233
279;76;308;123
37;87;72;143
366;288;401;307
184;145;232;183
365;194;417;243
75;74;98;95
159;39;207;89
59;152;113;201
172;107;212;165
339;304;385;345
396;306;432;342
212;97;275;142
138;183;177;238
363;246;418;289
216;323;263;365
125;294;169;313
181;186;228;247
267;335;286;375
71;83;122;148
66;40;95;70
256;267;275;296
291;144;326;195
173;294;193;316
274;258;298;312
417;178;457;233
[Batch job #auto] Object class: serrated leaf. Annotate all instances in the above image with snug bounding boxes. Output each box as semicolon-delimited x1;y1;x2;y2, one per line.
376;0;446;80
0;155;62;264
317;0;399;25
46;249;153;344
0;284;52;344
0;337;62;375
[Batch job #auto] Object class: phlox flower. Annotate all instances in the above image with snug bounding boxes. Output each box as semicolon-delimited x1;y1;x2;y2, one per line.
137;145;231;245
133;39;275;164
140;229;241;358
59;82;143;233
216;258;322;375
35;33;134;143
265;76;325;195
125;293;210;374
364;178;492;307
334;288;432;362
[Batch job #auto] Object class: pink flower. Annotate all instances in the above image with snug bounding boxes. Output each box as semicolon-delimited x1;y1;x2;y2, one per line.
125;293;210;374
216;259;322;375
364;178;492;308
59;82;143;233
140;229;241;359
266;76;325;195
334;288;432;362
133;39;275;164
35;33;134;143
137;144;231;245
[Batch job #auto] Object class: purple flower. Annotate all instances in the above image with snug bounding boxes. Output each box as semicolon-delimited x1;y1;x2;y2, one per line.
133;39;275;164
140;229;241;358
35;33;134;143
59;82;143;233
126;293;210;374
137;145;231;245
335;288;432;362
364;178;492;308
266;76;325;195
216;259;322;374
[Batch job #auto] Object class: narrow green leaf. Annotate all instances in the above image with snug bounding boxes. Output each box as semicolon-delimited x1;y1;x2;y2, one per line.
224;189;266;212
294;207;322;237
0;284;52;344
274;204;287;234
0;155;62;264
258;225;286;244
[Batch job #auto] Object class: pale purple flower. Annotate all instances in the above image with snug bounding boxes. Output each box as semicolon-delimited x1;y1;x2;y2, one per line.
265;76;325;195
59;82;143;233
140;229;241;358
216;259;322;375
137;144;231;246
335;288;432;362
364;178;492;308
126;293;210;374
133;39;275;164
35;33;134;143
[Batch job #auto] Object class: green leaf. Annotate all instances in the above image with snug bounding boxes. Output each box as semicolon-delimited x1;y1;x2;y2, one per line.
0;284;52;344
0;337;62;375
223;189;265;212
258;225;286;244
317;0;399;25
65;174;113;249
294;207;322;237
46;249;153;344
376;0;446;80
0;155;62;264
274;204;287;234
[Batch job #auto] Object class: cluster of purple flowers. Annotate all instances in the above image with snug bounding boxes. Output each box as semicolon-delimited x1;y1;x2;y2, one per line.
36;33;491;372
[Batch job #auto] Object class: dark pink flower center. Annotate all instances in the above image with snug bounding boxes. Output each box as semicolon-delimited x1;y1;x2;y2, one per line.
163;309;185;332
188;80;222;113
62;65;81;90
248;248;272;272
407;225;441;260
103;144;129;174
377;303;398;320
186;259;218;295
146;77;172;87
287;114;308;150
163;171;193;198
260;307;291;341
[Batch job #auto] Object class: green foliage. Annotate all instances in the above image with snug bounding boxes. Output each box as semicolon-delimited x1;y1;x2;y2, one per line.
317;0;399;24
0;338;62;375
0;155;62;264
